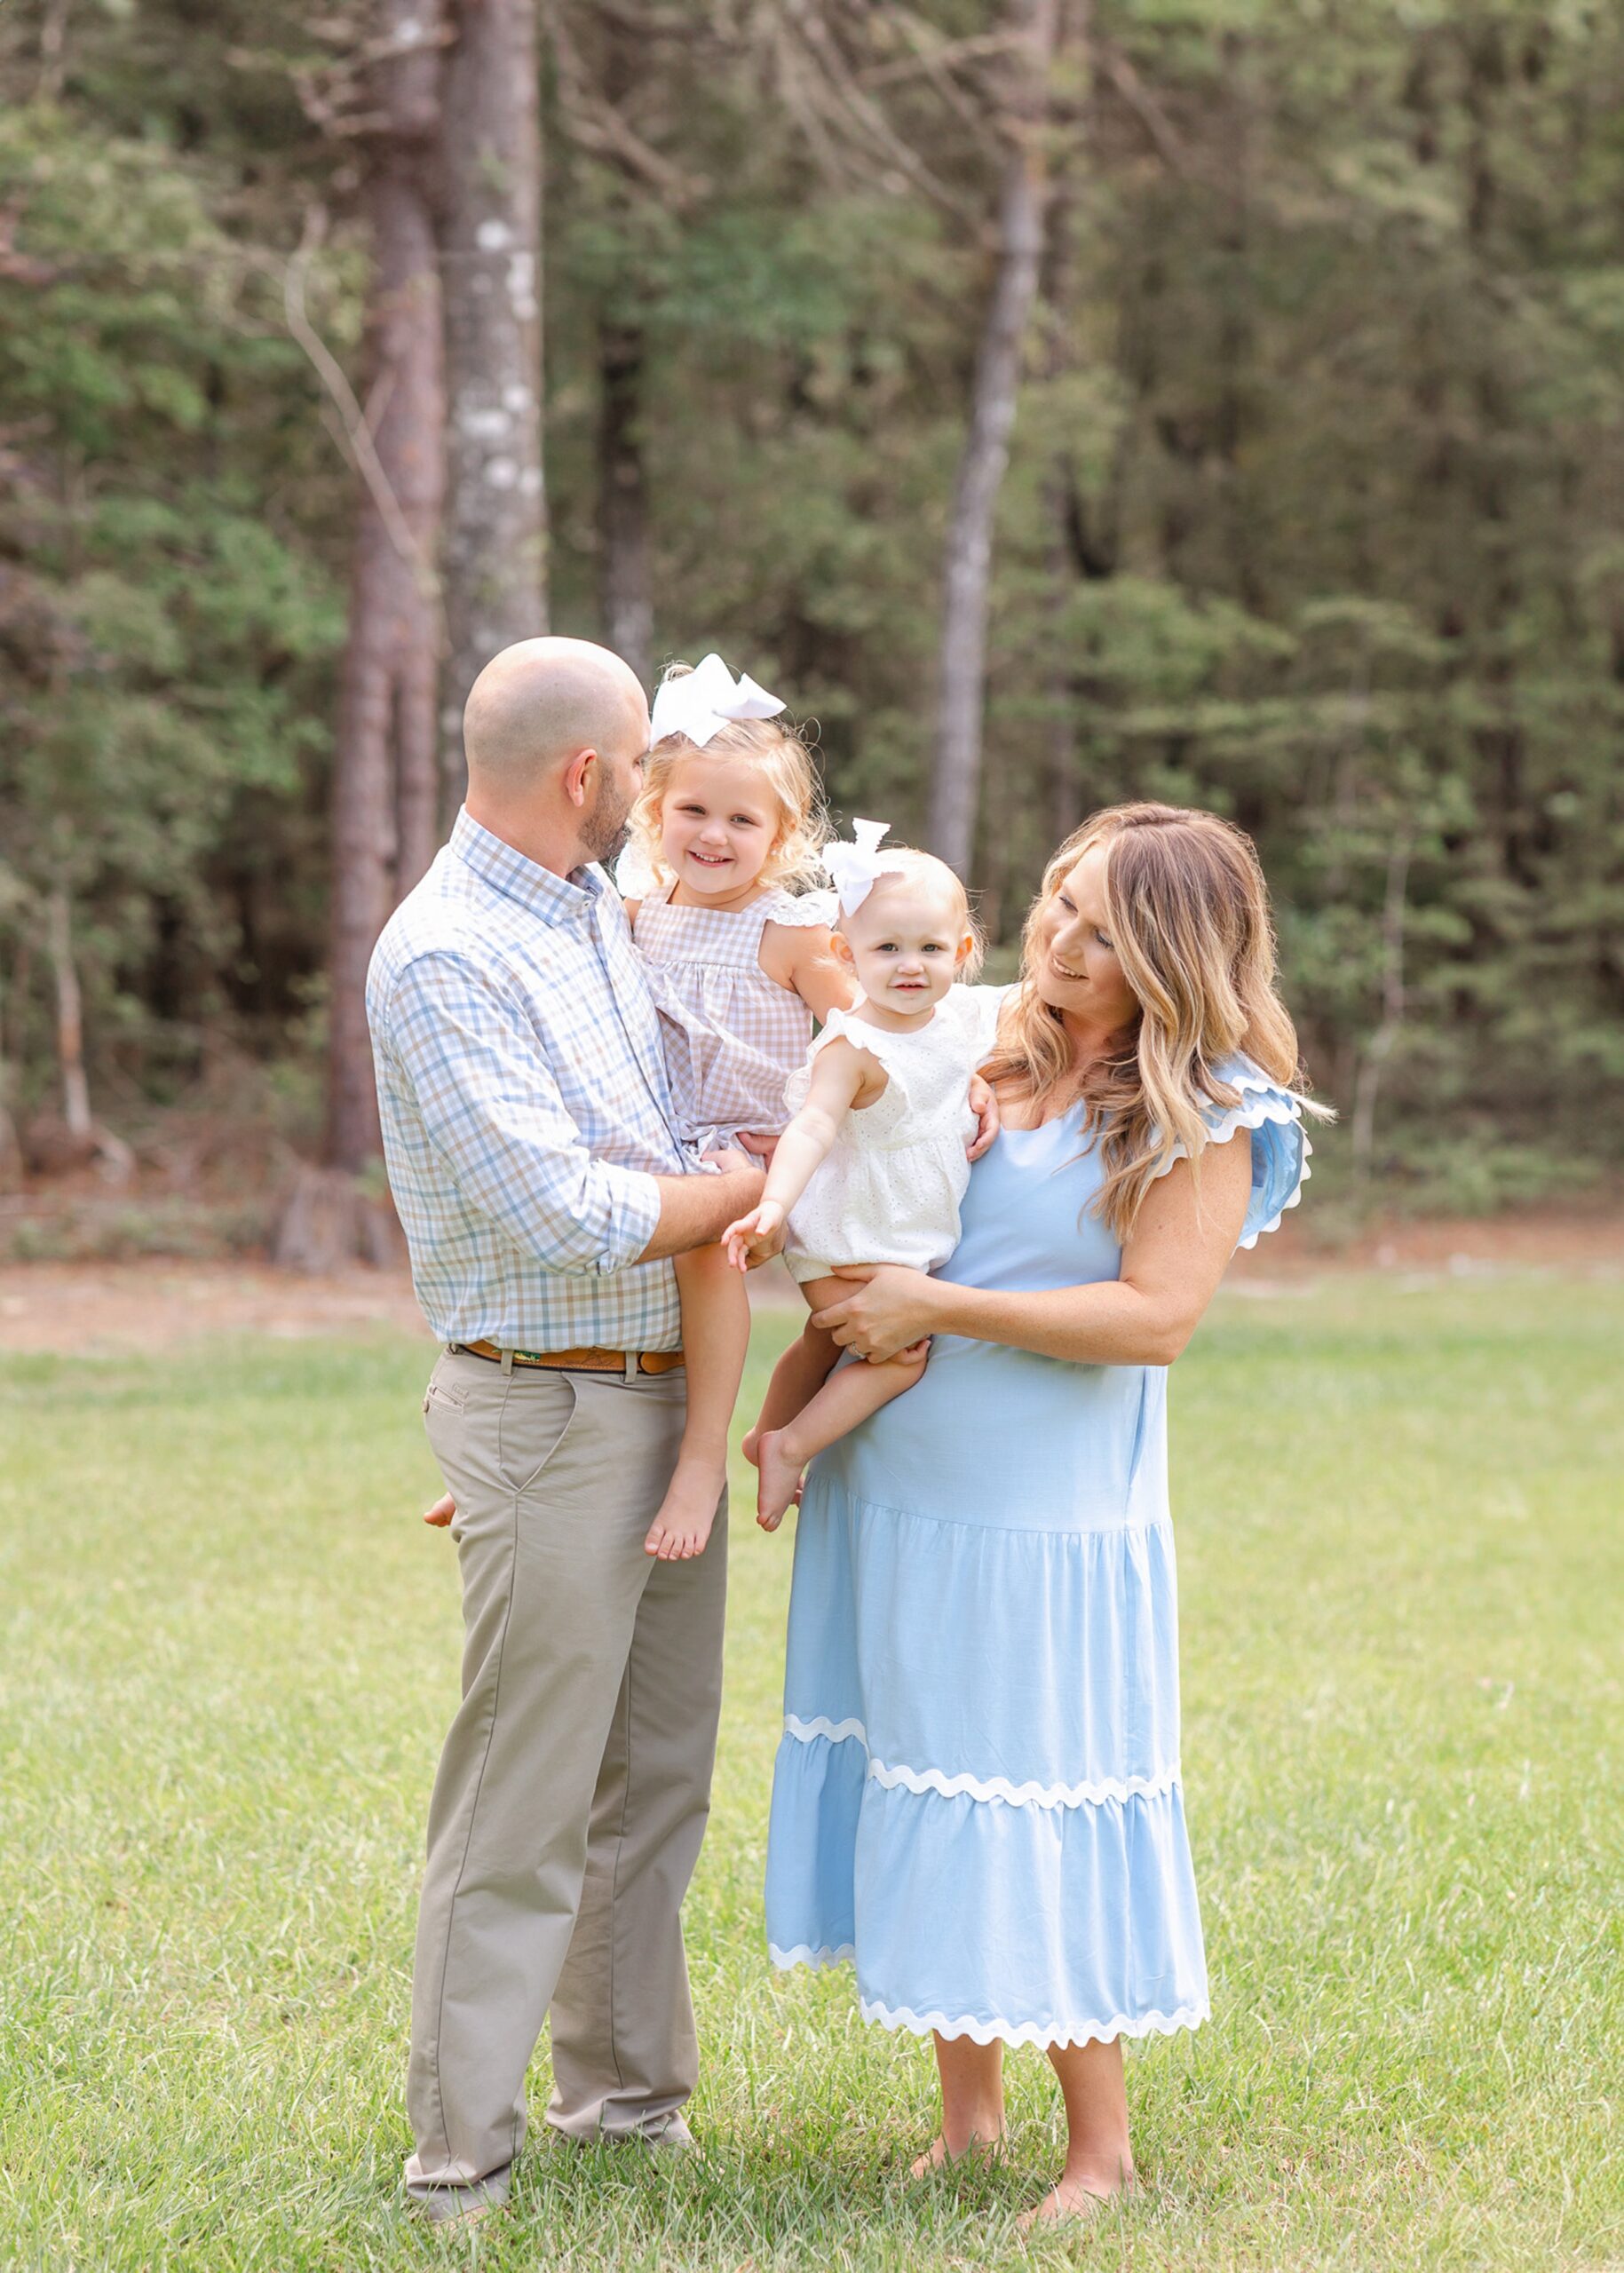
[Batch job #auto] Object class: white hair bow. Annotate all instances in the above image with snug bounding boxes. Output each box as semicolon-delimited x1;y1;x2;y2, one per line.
823;817;894;916
649;652;785;748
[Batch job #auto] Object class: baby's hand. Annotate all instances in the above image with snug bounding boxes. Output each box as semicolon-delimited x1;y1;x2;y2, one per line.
967;1073;1001;1161
723;1200;787;1271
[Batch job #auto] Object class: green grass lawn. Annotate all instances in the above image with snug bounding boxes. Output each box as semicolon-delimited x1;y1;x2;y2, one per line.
1;1277;1620;2271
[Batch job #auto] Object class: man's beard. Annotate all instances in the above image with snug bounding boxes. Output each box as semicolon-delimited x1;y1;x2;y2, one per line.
581;778;633;867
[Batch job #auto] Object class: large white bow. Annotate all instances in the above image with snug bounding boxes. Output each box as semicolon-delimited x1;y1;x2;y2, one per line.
649;652;785;748
824;817;894;916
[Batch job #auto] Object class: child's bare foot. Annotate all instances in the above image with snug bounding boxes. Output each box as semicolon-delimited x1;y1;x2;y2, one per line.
644;1460;723;1560
424;1492;456;1528
754;1429;805;1530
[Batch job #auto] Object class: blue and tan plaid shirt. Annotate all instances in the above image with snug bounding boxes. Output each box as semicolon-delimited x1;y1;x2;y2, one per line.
367;809;697;1351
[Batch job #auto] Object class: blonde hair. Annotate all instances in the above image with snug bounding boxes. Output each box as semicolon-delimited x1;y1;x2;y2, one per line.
844;848;986;982
981;802;1326;1239
628;662;830;894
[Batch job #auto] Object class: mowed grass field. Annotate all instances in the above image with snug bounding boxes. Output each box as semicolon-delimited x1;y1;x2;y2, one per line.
1;1277;1620;2272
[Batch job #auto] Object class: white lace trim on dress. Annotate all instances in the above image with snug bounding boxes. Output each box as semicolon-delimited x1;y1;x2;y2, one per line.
782;1715;1181;1810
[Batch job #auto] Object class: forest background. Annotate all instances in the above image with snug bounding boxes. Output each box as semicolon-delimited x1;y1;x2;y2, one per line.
2;0;1622;1259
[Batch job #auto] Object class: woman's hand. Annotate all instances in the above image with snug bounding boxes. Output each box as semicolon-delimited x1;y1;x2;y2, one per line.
723;1200;787;1271
810;1264;946;1361
966;1074;1001;1161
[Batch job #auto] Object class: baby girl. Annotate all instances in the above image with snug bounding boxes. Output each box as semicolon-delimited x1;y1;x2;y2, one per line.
725;825;1001;1525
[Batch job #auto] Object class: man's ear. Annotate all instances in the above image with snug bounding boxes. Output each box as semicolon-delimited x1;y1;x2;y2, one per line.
562;748;597;811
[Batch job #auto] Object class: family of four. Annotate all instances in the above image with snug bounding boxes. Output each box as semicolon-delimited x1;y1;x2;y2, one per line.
366;634;1313;2230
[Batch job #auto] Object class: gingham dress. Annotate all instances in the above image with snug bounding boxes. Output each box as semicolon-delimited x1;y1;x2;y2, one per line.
631;883;837;1142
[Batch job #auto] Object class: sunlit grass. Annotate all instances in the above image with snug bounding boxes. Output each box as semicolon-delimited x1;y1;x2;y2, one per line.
1;1278;1620;2269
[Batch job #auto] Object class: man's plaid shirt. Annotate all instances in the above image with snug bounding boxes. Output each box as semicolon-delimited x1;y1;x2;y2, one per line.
367;809;697;1351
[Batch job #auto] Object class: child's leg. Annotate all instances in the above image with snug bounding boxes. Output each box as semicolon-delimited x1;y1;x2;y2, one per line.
741;1314;842;1464
644;1241;750;1559
755;1273;928;1529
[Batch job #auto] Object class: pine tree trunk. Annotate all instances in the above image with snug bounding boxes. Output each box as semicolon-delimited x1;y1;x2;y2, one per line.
439;0;547;812
926;0;1059;876
324;0;447;1176
45;882;91;1140
598;320;653;686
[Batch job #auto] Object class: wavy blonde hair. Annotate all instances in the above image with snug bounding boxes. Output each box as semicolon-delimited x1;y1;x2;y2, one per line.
981;803;1325;1239
627;662;830;894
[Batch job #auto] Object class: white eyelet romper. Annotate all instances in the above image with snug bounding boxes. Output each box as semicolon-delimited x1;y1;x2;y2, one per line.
630;882;837;1144
781;987;1004;1285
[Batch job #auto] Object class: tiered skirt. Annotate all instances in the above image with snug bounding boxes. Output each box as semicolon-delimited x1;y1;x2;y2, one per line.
764;1478;1209;2047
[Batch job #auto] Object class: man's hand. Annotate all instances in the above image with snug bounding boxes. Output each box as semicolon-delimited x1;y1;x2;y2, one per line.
701;1144;758;1176
967;1075;1001;1161
724;1200;788;1271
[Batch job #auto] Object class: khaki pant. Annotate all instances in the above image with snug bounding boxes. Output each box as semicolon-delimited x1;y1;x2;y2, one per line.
404;1347;726;2198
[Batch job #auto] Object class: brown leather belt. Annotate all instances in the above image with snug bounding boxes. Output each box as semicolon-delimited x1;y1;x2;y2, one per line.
452;1339;685;1376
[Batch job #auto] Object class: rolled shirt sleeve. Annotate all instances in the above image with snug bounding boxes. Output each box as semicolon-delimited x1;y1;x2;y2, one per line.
384;952;661;1277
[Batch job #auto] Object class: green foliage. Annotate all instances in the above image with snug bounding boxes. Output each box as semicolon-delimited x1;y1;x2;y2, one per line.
2;0;1622;1193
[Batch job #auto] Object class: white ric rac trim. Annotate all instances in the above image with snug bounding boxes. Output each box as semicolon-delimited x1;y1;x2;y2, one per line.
782;1716;1181;1811
859;1995;1209;2049
768;1941;855;1971
867;1759;1181;1809
784;1713;866;1746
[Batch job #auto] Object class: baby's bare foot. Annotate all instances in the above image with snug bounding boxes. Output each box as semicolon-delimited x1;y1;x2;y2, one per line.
754;1430;805;1530
644;1461;722;1560
424;1492;456;1529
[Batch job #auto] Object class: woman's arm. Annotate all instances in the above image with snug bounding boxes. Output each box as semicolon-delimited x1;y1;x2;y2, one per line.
812;1131;1253;1365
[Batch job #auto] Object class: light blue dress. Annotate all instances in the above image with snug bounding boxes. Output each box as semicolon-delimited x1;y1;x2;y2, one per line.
764;1049;1310;2047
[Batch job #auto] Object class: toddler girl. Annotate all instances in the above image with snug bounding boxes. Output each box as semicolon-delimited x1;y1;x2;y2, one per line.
426;654;855;1558
724;823;1000;1526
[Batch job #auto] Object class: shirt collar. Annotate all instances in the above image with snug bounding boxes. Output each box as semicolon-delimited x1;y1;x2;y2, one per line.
449;807;606;926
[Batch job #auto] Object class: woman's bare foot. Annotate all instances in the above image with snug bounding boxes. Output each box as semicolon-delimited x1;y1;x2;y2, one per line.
908;2129;1006;2180
643;1459;723;1559
754;1428;806;1530
1017;2168;1136;2231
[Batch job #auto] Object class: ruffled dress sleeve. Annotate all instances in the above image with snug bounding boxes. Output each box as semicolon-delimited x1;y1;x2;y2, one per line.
761;885;838;930
1200;1056;1311;1249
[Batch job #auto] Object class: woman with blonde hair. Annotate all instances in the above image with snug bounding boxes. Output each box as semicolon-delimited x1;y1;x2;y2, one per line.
764;803;1322;2226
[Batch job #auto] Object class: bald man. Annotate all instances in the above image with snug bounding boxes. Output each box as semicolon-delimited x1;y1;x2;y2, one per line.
367;638;764;2224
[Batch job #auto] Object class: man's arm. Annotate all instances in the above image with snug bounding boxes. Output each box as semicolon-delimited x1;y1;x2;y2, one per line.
385;951;759;1272
638;1153;764;1262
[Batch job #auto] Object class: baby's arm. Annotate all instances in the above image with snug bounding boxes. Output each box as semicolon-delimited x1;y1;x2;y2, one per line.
723;1039;879;1267
759;918;859;1021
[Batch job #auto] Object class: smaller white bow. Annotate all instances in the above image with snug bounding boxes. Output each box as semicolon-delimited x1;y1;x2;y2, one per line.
824;817;893;916
649;652;785;748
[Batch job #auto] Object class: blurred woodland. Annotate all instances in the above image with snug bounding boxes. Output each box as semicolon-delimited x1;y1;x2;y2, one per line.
2;0;1622;1253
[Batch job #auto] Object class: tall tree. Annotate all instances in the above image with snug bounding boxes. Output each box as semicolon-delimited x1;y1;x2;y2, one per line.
438;0;547;810
927;0;1066;875
323;0;447;1175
